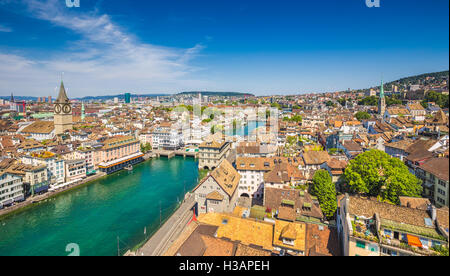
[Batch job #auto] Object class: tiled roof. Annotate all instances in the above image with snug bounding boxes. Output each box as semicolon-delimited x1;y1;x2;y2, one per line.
234;243;271;256
198;213;274;250
273;220;306;252
302;151;330;165
210;159;241;198
206;191;224;201
306;224;341;256
264;187;324;220
419;157;449;181
21;121;54;134
399;196;431;210
347;196;437;229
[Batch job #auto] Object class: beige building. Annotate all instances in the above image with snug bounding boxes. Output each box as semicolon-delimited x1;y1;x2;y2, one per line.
54;81;73;135
7;163;48;196
198;140;231;170
193;159;240;214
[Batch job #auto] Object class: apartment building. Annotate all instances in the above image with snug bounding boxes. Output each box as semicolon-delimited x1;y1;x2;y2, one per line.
65;159;87;182
0;171;24;208
193;160;240;214
337;195;449;256
22;151;65;185
198;140;231;170
236;157;273;199
416;157;449;207
7;163;48;196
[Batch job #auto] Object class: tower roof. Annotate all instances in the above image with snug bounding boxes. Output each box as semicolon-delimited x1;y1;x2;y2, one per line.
380;79;384;98
56;81;70;103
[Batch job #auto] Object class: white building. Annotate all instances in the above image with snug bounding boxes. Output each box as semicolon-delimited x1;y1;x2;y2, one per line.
22;153;65;185
0;171;24;208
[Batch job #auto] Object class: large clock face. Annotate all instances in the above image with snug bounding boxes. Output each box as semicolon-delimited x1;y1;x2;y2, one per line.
62;104;72;114
54;104;61;114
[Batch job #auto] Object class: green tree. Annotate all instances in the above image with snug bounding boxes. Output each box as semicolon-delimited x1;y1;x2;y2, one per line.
355;111;371;121
342;150;422;204
286;135;298;145
338;98;347;106
311;170;337;219
140;143;152;153
358;96;378;106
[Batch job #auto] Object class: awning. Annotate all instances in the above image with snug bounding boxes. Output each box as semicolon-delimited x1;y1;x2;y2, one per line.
34;185;49;194
2;199;13;206
407;234;422;247
13;195;25;202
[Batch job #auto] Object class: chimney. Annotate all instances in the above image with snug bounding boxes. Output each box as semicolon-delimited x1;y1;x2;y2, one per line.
431;205;437;222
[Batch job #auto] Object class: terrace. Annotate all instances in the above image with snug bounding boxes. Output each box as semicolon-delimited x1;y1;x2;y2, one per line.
351;216;379;243
379;218;447;256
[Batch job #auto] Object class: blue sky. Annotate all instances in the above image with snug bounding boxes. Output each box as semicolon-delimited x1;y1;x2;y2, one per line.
0;0;448;97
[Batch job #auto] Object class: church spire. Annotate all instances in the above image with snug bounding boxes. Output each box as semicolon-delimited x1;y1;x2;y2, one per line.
56;81;70;103
380;78;384;99
81;101;85;122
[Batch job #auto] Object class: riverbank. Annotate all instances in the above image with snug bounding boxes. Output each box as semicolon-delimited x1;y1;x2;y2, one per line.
128;193;196;256
0;171;108;221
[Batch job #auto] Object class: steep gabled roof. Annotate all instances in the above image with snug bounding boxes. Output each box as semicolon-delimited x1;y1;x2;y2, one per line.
56;81;70;103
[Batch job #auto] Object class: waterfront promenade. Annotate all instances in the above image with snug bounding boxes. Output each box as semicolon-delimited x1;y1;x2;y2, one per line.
0;171;106;219
131;193;197;256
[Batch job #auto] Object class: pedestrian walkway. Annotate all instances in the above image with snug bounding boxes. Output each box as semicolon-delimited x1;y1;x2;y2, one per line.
135;194;197;256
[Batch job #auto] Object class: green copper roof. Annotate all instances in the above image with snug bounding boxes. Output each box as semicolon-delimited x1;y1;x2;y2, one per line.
380;79;384;98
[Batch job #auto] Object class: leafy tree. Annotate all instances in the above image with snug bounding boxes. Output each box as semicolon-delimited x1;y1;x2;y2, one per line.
311;170;337;219
271;103;281;109
358;96;378;106
286;135;298;145
342;150;422;204
355;111;371;121
140;143;152;153
338;98;347;106
421;90;449;109
386;96;402;107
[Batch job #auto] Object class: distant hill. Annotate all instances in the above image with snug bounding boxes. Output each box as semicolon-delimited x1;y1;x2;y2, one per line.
384;70;449;90
76;94;170;101
177;91;254;97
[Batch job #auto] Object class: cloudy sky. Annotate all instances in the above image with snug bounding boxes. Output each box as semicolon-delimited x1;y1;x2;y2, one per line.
0;0;448;97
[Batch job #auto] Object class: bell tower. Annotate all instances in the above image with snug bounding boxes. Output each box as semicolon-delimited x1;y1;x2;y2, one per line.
54;81;73;135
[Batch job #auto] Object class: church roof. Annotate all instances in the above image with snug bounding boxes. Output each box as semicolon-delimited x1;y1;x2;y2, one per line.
56;81;70;103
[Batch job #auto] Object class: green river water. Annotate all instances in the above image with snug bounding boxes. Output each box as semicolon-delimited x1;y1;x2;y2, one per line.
0;157;199;256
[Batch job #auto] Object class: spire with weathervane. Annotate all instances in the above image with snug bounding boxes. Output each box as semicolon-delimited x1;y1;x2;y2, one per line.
378;78;386;118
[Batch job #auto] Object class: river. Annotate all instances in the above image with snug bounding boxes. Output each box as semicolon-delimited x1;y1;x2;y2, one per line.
0;157;199;256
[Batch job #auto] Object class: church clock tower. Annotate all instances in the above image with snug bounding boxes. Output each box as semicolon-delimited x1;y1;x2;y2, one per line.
54;81;73;135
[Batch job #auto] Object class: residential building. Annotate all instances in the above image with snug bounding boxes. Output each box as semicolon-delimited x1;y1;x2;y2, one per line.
337;195;449;256
193;159;240;214
0;171;24;208
198;140;231;170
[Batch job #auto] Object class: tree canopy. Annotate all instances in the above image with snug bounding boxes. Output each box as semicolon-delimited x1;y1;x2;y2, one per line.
355;111;371;121
342;150;422;204
311;170;337;219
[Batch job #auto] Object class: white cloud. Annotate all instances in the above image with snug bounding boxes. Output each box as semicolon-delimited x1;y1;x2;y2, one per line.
0;24;12;32
0;0;211;97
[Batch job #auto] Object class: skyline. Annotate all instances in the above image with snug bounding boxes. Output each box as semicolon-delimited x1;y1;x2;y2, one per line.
0;0;449;97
